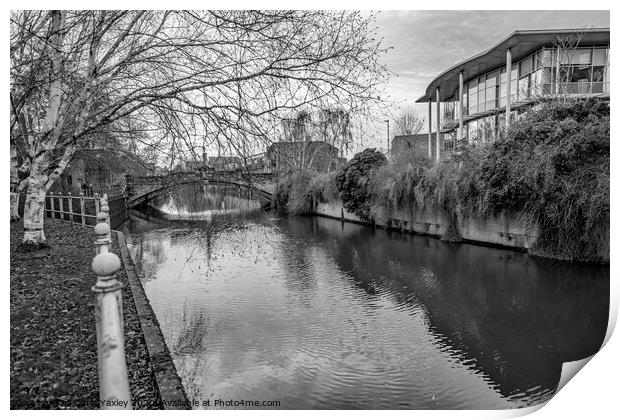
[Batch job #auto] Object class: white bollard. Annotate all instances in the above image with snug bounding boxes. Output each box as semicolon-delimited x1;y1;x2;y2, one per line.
91;251;132;410
95;213;111;255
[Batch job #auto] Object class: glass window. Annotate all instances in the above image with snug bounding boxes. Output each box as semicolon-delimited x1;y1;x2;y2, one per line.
476;77;485;112
468;81;477;114
541;49;553;67
541;67;554;94
558;65;592;94
518;75;530;100
486;71;498;88
478;77;485;94
534;51;542;70
486;86;496;109
592;48;607;66
468;120;477;142
520;55;533;76
592;66;605;93
560;48;592;65
530;68;543;97
462;92;468;114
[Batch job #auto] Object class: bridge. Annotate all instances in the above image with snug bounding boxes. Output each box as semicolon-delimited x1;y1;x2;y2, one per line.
124;171;276;208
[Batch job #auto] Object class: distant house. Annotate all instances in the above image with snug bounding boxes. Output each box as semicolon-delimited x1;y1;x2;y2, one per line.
245;152;271;173
51;149;155;194
206;156;243;171
266;141;341;173
391;134;431;161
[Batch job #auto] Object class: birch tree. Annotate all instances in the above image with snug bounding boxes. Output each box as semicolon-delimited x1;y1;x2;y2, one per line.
10;10;389;248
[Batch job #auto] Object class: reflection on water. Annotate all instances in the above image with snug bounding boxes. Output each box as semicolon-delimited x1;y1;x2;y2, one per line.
151;183;262;220
122;210;609;409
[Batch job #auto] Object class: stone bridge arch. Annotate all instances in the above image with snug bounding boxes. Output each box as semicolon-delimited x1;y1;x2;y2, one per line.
125;173;275;209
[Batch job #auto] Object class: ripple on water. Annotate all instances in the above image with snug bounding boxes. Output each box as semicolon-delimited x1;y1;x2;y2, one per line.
126;212;609;409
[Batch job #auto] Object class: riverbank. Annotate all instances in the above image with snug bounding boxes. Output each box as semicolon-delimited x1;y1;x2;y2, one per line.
313;200;538;251
275;99;609;263
10;219;161;409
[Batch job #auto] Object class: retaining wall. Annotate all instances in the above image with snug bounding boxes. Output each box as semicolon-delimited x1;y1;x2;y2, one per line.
314;200;538;250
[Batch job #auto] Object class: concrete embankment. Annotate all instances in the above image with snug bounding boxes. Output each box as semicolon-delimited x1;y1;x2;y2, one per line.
116;231;190;410
314;200;539;251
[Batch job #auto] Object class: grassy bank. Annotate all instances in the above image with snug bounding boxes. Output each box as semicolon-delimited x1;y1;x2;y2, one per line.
10;219;161;409
276;98;609;263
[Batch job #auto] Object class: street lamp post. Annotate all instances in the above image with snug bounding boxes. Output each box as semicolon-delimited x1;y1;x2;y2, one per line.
384;119;390;157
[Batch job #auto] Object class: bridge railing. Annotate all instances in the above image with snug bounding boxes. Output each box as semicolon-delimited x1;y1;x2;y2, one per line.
126;171;275;192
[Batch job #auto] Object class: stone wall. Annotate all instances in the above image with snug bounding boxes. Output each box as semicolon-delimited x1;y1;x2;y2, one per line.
314;200;538;250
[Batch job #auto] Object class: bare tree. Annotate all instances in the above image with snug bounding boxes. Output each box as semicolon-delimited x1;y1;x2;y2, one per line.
318;108;353;158
10;10;389;247
392;108;424;136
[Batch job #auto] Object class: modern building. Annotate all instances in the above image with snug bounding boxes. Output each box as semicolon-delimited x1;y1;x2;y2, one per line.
416;28;610;163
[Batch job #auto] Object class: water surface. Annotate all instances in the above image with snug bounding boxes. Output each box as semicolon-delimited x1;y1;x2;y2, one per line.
121;189;609;409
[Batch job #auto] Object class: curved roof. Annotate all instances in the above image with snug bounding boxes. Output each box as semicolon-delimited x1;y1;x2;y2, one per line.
416;28;610;103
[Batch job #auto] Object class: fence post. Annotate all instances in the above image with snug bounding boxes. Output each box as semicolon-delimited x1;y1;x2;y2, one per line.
68;192;74;225
80;192;86;227
59;193;65;222
50;192;56;220
94;193;100;216
91;244;132;409
101;194;111;242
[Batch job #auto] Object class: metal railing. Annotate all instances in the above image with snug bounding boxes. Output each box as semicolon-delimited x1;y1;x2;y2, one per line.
44;192;103;227
91;199;132;409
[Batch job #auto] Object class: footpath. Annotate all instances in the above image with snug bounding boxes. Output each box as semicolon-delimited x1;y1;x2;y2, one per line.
10;219;161;409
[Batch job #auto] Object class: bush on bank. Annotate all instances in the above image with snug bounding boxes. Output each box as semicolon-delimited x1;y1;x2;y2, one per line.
275;98;609;262
275;170;339;215
334;148;387;220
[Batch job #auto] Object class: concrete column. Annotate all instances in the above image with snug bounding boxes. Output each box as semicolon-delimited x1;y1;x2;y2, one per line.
435;87;441;163
427;99;432;159
458;71;464;141
505;48;512;127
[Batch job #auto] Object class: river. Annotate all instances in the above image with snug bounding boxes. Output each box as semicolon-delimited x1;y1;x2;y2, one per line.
120;184;609;409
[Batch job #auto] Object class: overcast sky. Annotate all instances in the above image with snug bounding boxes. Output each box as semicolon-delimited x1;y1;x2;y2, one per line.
359;10;610;153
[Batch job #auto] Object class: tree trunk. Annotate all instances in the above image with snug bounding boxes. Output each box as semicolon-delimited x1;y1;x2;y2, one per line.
20;154;50;248
10;143;20;221
18;10;66;249
10;193;20;222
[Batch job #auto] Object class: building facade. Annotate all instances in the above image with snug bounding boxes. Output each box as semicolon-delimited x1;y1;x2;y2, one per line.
205;156;243;171
266;141;342;173
416;28;610;163
51;149;155;194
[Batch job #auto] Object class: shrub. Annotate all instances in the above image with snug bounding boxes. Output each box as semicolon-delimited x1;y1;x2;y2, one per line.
334;148;387;220
410;98;609;261
274;170;339;215
475;98;610;262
